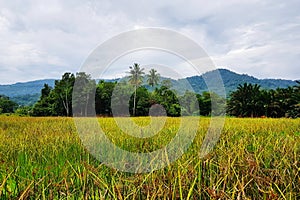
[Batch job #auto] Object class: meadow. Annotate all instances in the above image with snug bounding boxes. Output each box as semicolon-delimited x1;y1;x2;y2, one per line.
0;116;299;199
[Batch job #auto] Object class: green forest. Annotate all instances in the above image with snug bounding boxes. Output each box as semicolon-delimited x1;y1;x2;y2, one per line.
0;64;299;118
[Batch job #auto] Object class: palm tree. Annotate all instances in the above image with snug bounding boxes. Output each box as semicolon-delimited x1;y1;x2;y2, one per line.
147;69;160;87
128;63;145;116
227;83;263;117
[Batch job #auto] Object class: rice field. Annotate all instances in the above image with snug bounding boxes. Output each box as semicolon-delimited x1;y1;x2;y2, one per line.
0;116;299;199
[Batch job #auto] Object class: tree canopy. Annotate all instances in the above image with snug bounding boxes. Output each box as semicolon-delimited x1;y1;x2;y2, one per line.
227;82;300;118
20;65;299;118
0;95;18;114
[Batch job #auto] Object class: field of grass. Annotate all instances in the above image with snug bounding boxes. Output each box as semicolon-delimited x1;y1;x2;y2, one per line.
0;116;299;199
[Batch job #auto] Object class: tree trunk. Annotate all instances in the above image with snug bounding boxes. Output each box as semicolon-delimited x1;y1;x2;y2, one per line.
65;91;69;117
85;93;89;116
133;84;137;116
60;91;69;117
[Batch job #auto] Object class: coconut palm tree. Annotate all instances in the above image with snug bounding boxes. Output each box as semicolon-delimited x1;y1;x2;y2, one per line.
128;63;145;116
147;69;160;87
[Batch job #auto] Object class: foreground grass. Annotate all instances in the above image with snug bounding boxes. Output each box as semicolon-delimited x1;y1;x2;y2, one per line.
0;116;299;199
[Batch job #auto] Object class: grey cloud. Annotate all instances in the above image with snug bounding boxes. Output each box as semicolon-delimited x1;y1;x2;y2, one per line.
0;0;299;84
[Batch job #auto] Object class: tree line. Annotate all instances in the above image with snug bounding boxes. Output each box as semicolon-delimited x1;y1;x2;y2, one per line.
0;63;299;118
31;64;223;117
227;82;299;118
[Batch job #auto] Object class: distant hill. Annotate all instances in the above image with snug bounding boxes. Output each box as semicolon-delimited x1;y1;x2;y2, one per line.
0;69;297;105
0;79;56;97
0;79;55;106
182;69;297;95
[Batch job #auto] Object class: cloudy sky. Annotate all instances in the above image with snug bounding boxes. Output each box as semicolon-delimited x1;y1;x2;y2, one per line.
0;0;299;84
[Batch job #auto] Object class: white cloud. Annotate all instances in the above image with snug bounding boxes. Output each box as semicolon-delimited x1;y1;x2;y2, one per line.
0;0;299;84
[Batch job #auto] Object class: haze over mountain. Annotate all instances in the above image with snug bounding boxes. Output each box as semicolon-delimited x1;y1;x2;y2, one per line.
0;69;297;106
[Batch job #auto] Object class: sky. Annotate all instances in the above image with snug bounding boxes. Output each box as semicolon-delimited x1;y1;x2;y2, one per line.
0;0;299;84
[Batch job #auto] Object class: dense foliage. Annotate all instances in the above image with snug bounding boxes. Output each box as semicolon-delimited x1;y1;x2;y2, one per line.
0;95;18;114
0;69;297;106
227;82;300;118
11;93;40;106
28;68;297;118
29;69;224;117
0;66;298;118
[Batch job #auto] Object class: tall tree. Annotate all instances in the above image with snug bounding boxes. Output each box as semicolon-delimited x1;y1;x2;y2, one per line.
127;63;145;116
95;80;116;116
292;81;300;118
147;69;160;87
285;82;300;118
41;84;52;99
197;92;211;116
52;73;75;116
110;81;133;117
32;84;53;116
72;72;96;116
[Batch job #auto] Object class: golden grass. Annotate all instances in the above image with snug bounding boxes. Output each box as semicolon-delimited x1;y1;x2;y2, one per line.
0;116;299;199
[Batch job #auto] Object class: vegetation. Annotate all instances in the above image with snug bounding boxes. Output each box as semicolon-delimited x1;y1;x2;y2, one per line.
227;82;300;118
127;63;145;116
0;116;299;199
146;69;160;87
0;69;297;107
0;95;18;114
0;65;299;199
31;73;91;117
28;66;298;118
0;79;55;105
11;93;40;106
183;69;296;95
29;70;226;117
95;80;115;116
0;65;299;118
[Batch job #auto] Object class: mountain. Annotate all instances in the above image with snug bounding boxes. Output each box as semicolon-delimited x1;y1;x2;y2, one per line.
0;79;56;106
0;79;56;97
0;69;297;105
182;69;297;96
